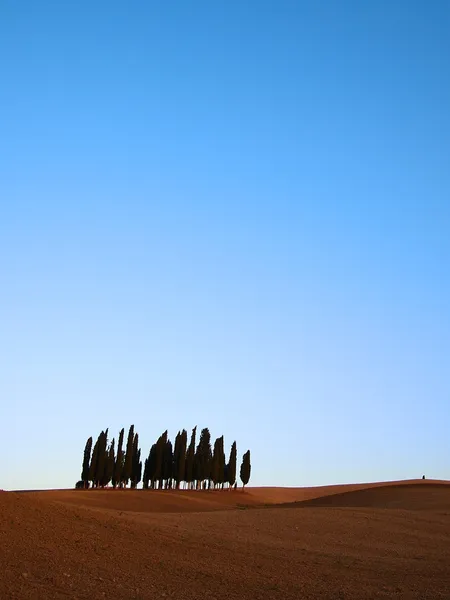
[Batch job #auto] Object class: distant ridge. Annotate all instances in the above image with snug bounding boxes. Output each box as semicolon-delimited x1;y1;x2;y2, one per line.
269;481;450;511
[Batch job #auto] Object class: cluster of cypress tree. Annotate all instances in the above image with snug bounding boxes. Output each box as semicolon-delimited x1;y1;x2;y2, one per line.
78;425;251;491
79;425;142;489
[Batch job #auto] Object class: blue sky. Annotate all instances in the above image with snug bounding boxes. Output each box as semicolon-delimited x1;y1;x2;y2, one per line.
1;1;449;490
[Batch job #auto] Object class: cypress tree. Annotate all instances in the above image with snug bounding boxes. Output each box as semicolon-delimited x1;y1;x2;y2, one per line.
81;436;93;489
113;427;125;488
174;429;187;490
95;429;108;487
119;452;126;486
211;436;224;489
218;436;225;488
122;425;135;487
137;453;142;487
154;431;168;489
88;436;100;487
173;432;181;488
148;443;158;489
227;441;237;490
240;450;251;489
185;426;196;490
131;433;142;488
211;438;219;488
143;457;149;489
195;428;212;490
163;440;173;489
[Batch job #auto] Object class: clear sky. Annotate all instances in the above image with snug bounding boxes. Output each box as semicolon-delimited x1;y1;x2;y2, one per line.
1;1;449;490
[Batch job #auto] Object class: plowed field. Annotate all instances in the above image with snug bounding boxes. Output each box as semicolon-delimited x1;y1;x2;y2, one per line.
2;479;449;599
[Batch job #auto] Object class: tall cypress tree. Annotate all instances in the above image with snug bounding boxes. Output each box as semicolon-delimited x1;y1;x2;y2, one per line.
155;431;168;489
240;450;251;489
113;427;125;488
122;425;135;487
163;439;173;489
147;443;158;489
143;457;149;489
195;428;212;490
211;437;219;488
137;451;142;487
88;435;100;487
211;436;224;488
185;426;196;490
131;433;142;488
227;441;237;490
81;436;93;488
177;429;187;489
95;429;108;487
218;436;225;488
211;436;226;489
173;431;181;488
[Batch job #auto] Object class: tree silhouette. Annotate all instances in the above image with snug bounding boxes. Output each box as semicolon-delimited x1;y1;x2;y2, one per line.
163;439;173;489
143;456;149;489
95;429;108;487
131;433;142;489
122;425;135;487
81;436;93;489
88;433;101;488
173;430;187;489
145;443;158;489
240;450;251;489
113;428;124;488
185;426;196;490
211;437;219;488
195;428;212;490
154;431;168;490
211;436;225;489
218;436;225;488
142;447;152;489
227;441;237;490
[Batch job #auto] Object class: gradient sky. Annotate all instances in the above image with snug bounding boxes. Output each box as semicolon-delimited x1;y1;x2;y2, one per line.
1;1;449;490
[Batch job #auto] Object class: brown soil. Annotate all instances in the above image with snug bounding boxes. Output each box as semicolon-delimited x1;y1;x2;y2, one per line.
2;479;450;599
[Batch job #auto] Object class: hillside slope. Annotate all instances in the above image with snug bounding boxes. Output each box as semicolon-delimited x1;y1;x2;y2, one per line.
294;482;450;510
25;478;447;513
2;481;450;599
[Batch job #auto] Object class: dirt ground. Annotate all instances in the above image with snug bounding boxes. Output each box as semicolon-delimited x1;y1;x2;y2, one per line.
1;479;450;599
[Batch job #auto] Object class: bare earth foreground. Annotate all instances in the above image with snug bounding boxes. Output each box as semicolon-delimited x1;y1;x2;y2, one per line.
1;480;450;599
